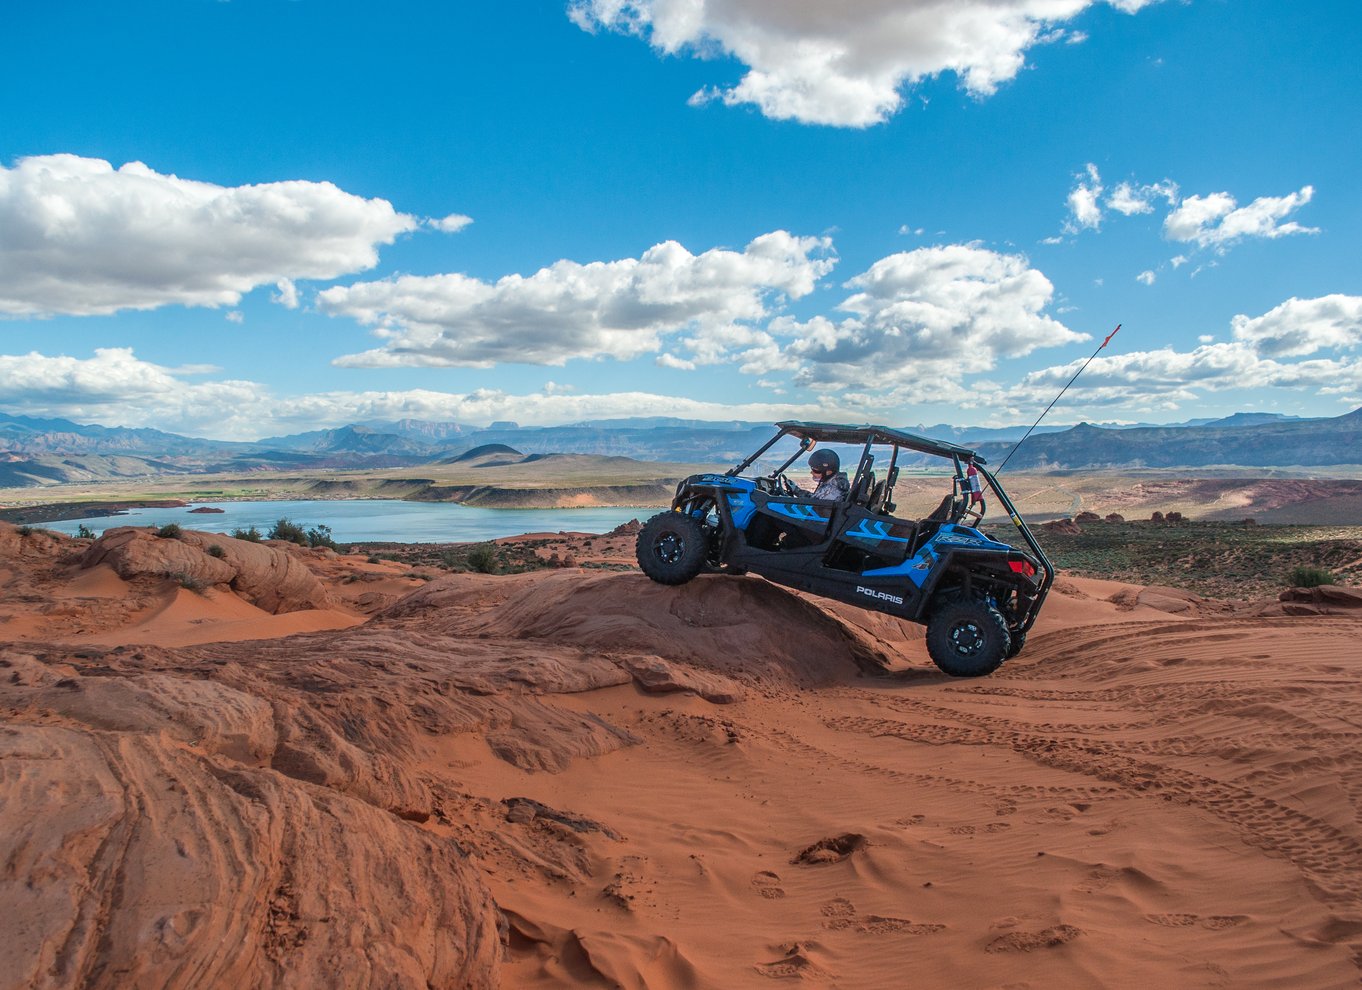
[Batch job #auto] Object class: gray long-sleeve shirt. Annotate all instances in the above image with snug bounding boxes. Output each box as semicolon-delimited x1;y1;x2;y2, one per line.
794;471;851;501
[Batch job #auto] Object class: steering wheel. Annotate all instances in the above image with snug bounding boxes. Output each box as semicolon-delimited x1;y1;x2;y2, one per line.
762;472;796;496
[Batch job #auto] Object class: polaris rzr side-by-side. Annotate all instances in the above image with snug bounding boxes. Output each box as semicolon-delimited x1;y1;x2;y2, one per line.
636;422;1055;677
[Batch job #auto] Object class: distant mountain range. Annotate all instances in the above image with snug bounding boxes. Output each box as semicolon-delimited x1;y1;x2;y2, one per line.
0;409;1352;488
973;407;1361;470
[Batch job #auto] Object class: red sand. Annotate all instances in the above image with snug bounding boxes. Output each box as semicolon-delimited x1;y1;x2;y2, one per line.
3;521;1361;988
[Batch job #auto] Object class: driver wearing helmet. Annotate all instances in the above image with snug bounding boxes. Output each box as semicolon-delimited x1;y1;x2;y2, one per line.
796;448;851;502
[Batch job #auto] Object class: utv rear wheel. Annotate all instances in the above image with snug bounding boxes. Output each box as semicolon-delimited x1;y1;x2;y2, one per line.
926;599;1011;677
1006;630;1027;659
637;512;710;585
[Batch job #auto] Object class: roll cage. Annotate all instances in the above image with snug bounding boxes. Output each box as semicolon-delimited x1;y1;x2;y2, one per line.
643;421;1056;672
727;421;1053;581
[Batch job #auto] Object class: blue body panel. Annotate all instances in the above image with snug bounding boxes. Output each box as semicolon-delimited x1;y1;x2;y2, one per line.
687;474;759;529
861;524;1012;587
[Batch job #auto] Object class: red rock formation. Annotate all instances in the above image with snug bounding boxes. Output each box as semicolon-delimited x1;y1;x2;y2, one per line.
81;527;333;613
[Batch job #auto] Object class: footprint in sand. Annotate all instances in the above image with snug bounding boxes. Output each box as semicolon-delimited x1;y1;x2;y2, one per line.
751;870;786;899
985;924;1082;953
819;897;944;936
1145;913;1247;930
1074;867;1122;893
755;942;829;980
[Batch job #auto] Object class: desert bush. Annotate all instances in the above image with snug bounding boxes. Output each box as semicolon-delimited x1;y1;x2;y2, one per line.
16;525;34;536
305;524;339;550
231;526;262;542
1288;566;1335;588
75;523;96;539
366;554;382;564
206;544;227;559
156;523;184;539
268;518;309;546
171;572;207;593
466;543;498;574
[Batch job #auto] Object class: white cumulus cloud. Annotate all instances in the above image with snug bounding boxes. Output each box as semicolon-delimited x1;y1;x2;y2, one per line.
1064;163;1104;232
1106;178;1178;216
321;230;836;368
775;244;1086;386
428;213;474;233
1164;185;1318;251
1230;294;1362;358
570;0;1161;127
0;347;842;440
0;154;417;317
0;348;265;434
977;294;1362;414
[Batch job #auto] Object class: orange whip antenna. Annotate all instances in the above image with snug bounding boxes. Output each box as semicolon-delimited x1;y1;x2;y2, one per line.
995;324;1121;474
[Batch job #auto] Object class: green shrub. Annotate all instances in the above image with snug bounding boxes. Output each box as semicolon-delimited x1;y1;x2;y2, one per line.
171;572;207;593
305;523;339;550
1288;566;1335;588
156;523;183;539
267;518;308;546
366;554;382;564
231;526;263;542
466;543;498;574
16;525;34;537
206;544;227;559
75;523;96;539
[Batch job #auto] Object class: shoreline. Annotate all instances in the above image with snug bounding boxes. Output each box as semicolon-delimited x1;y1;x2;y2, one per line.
0;494;670;526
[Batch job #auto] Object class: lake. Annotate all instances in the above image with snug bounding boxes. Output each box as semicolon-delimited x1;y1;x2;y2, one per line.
43;499;654;544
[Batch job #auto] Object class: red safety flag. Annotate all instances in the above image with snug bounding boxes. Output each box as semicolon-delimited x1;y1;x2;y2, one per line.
1102;323;1122;348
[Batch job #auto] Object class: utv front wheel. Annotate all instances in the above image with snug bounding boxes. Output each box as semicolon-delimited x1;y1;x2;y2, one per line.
637;512;710;585
926;599;1011;677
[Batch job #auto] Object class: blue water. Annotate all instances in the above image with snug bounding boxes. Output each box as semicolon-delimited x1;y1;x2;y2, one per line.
43;499;654;544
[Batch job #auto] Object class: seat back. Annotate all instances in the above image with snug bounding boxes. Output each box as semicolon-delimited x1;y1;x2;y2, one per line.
924;493;958;522
850;470;875;506
866;479;888;513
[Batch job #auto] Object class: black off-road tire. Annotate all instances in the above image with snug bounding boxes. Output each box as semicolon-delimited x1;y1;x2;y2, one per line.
637;512;710;585
925;599;1012;677
1006;629;1027;659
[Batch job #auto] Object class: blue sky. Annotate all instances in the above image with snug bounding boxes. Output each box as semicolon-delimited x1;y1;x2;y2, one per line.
2;0;1359;440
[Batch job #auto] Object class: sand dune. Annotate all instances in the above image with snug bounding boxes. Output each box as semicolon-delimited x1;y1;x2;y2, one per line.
3;521;1362;988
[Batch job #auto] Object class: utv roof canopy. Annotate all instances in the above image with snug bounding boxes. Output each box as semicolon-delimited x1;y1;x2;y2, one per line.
774;421;986;465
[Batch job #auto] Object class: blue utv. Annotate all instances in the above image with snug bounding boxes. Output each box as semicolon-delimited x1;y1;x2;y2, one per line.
636;421;1055;677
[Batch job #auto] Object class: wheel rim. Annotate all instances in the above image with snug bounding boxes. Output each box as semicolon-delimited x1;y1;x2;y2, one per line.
948;620;985;656
655;531;684;564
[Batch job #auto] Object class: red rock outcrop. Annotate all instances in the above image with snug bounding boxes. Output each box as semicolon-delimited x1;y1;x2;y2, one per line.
80;527;333;613
1274;584;1362;615
0;650;501;990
